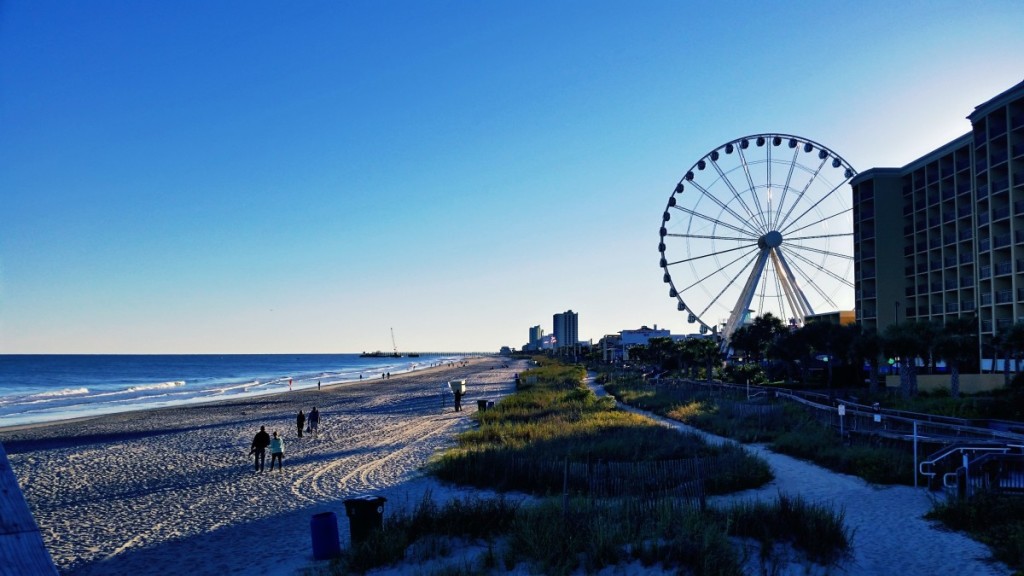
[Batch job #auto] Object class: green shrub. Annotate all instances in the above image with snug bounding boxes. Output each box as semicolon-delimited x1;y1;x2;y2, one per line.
928;493;1024;570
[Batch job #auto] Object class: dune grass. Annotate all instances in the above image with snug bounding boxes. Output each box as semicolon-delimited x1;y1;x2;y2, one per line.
605;375;915;485
310;360;851;575
315;490;850;576
430;361;771;496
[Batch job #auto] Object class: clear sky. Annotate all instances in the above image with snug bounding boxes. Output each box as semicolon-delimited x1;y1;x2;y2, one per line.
2;1;1023;354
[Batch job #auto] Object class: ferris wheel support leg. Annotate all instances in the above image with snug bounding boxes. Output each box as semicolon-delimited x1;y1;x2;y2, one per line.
772;249;814;324
722;249;770;349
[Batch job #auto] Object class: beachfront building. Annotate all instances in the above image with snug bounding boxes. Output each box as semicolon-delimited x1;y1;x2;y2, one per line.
619;325;671;347
598;325;674;362
528;325;544;351
553;310;579;350
852;79;1024;369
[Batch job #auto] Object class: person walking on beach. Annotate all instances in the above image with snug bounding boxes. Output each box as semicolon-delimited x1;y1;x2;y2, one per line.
269;431;285;471
453;387;464;412
250;425;271;473
296;410;305;438
309;406;320;439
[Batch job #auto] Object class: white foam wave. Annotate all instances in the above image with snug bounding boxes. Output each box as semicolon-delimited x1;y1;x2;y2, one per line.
27;387;90;400
126;381;186;393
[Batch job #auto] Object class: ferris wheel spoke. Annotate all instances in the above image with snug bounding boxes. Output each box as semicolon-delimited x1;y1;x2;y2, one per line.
785;242;855;262
786;206;851;235
765;143;774;229
785;229;853;242
677;246;761;293
665;232;757;242
784;246;855;289
685;179;763;236
775;156;828;231
670;205;759;238
736;147;768;231
781;250;841;309
771;148;801;231
779;175;853;236
664;242;758;267
710;156;767;233
696;249;766;320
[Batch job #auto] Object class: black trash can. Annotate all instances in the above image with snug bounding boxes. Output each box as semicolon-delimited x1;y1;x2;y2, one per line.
310;511;341;560
477;399;488;412
343;496;387;545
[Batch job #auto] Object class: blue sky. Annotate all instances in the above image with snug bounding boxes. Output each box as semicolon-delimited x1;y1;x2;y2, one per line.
2;1;1023;354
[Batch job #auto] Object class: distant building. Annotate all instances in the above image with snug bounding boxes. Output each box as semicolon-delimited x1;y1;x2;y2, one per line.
600;325;673;362
619;325;670;346
804;311;856;325
527;325;544;351
553;310;579;350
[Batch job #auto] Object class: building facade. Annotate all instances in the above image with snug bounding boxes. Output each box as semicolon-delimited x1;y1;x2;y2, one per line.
853;79;1024;365
525;325;544;351
552;310;579;350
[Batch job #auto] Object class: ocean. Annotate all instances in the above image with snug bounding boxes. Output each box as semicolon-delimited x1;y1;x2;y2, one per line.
0;354;463;427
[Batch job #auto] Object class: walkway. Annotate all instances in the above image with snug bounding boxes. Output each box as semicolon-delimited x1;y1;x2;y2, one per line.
590;380;1012;575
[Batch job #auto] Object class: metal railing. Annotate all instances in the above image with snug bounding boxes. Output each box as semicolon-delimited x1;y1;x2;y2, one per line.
662;378;1024;491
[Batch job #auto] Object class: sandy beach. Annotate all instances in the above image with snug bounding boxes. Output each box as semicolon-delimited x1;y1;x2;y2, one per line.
2;362;1014;576
1;356;526;576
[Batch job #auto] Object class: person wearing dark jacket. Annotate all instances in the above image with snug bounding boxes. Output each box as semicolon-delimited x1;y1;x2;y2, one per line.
296;410;305;438
250;425;271;472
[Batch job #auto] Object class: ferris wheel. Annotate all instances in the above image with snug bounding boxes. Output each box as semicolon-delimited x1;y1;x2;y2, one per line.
658;133;857;347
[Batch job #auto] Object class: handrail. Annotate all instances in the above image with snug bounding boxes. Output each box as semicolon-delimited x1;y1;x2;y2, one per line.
671;377;1024;444
919;443;1012;479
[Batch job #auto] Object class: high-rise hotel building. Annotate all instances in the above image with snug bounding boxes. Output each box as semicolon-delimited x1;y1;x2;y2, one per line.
853;79;1024;363
553;310;579;350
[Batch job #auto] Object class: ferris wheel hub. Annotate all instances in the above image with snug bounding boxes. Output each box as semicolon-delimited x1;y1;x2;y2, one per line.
758;230;783;249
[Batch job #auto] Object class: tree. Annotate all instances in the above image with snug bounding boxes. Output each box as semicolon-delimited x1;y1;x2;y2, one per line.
1001;323;1024;380
933;316;978;398
882;321;929;397
850;328;883;395
646;337;677;371
800;321;856;390
729;325;760;362
769;328;809;385
686;337;721;383
676;338;699;379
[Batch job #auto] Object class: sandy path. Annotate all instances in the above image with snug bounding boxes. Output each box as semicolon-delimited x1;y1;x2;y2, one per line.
1;357;528;576
592;380;1013;576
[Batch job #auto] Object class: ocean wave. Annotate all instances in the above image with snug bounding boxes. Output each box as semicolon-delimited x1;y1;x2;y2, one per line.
27;387;91;400
126;381;186;393
205;381;259;395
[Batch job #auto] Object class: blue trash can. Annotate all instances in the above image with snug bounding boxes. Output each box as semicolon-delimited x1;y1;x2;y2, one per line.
310;511;341;560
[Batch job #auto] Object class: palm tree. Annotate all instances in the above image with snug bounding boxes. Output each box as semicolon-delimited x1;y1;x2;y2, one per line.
933;316;978;398
882;321;929;397
676;338;698;380
687;337;721;383
851;327;883;395
769;328;808;385
1002;323;1024;379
